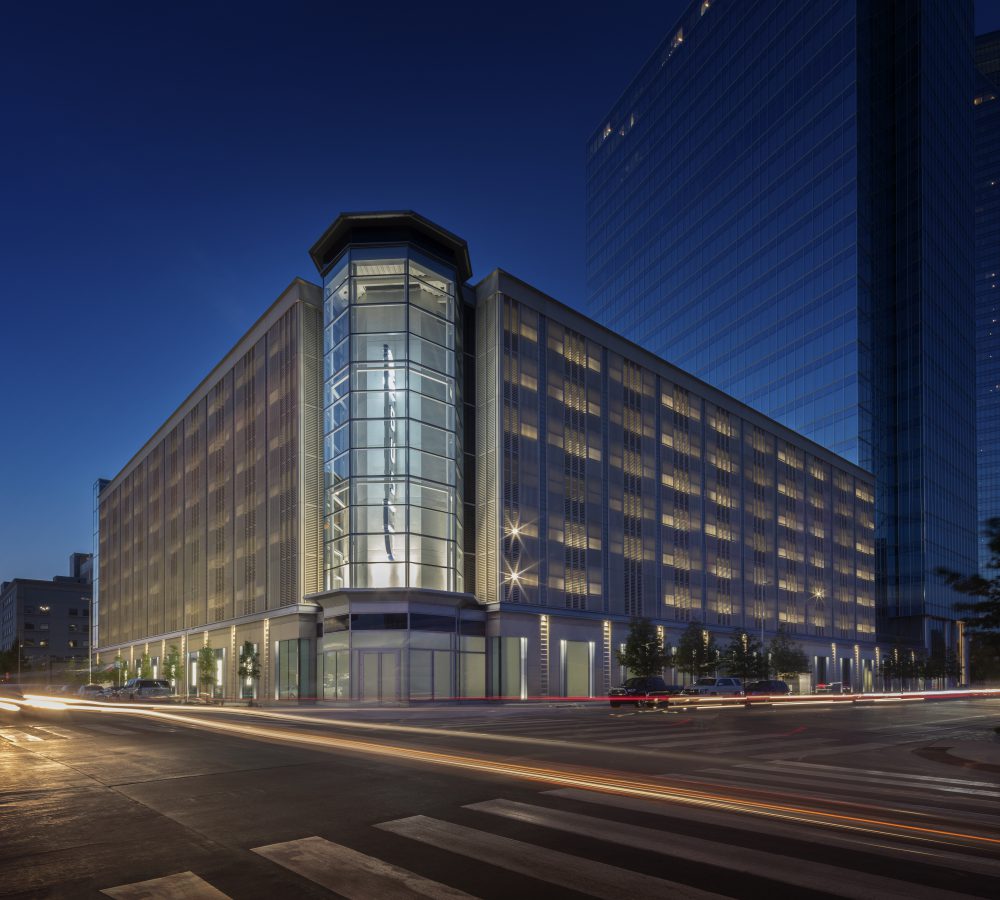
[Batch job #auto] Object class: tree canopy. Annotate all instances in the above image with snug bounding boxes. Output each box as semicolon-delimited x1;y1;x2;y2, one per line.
766;625;809;679
615;618;669;677
673;621;717;681
238;641;261;681
197;644;217;694
938;517;1000;650
720;629;766;682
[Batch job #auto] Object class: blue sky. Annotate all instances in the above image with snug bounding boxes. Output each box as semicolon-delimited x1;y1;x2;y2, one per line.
2;1;999;581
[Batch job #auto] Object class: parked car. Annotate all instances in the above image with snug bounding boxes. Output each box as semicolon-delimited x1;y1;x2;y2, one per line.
609;676;683;708
121;678;172;701
681;677;744;697
816;681;848;694
77;683;108;699
744;679;791;696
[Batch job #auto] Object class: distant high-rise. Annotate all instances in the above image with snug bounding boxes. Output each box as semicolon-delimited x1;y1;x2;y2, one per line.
585;0;976;651
975;31;1000;573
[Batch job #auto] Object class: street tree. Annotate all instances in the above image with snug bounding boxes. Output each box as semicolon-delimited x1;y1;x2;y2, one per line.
720;629;766;684
163;645;181;693
924;647;961;689
139;653;153;679
238;641;261;702
766;625;809;682
197;644;217;698
673;621;717;682
939;517;1000;655
615;618;669;677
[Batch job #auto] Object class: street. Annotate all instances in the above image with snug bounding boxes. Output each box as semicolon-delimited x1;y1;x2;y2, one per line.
1;698;998;898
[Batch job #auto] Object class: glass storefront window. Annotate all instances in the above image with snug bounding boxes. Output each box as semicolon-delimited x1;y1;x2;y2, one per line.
276;638;314;700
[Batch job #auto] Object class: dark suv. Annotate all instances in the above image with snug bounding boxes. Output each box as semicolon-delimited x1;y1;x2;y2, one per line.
744;679;791;696
609;676;682;708
121;678;172;701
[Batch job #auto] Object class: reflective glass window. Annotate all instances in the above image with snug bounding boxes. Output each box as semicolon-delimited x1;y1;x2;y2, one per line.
353;275;405;305
409;449;454;485
352;304;406;334
352;478;406;506
409;306;454;349
409;334;453;375
409;278;453;320
409;365;453;403
409;252;454;294
409;392;456;429
410;505;452;539
410;420;455;458
352;333;407;363
410;563;449;591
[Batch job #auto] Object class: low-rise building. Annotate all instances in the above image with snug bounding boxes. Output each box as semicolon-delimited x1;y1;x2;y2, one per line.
0;554;93;684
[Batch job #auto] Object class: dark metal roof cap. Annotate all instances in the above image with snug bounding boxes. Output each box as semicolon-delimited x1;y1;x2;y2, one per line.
309;211;472;282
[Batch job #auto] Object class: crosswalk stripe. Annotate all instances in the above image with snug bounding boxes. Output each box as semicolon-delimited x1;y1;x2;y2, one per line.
543;788;1000;878
252;835;475;899
375;814;727;900
693;769;1000;822
603;729;828;748
774;760;1000;789
82;723;134;735
731;761;1000;797
101;870;230;898
766;740;893;757
30;725;74;740
465;798;971;900
638;737;835;755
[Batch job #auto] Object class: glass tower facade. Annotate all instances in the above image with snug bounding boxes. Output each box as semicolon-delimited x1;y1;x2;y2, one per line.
976;32;1000;572
321;243;464;594
586;0;976;644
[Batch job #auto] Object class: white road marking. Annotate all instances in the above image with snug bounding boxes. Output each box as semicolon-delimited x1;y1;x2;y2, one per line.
466;798;975;900
82;723;135;735
252;835;476;899
773;760;1000;788
101;870;230;898
376;814;728;900
543;788;1000;877
730;761;1000;797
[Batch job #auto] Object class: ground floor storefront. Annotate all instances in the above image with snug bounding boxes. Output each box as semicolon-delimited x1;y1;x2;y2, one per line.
96;595;896;703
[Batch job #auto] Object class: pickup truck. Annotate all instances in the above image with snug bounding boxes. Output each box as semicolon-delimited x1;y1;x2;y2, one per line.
608;676;682;708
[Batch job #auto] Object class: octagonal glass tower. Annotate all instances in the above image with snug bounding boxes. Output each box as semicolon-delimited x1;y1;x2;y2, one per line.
312;213;470;595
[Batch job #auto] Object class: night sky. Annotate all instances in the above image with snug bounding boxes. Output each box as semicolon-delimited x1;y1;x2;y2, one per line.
3;1;1000;581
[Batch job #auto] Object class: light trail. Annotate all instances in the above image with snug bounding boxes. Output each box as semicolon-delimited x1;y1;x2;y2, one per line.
54;701;1000;853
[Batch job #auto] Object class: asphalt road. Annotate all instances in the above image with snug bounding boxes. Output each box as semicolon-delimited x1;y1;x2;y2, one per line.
1;698;998;898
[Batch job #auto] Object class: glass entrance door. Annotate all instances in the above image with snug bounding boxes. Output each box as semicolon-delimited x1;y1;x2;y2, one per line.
359;650;400;702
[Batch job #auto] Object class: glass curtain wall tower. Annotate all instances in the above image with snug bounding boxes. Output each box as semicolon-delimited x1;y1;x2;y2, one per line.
313;214;471;595
975;31;1000;572
585;0;977;650
318;228;465;594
